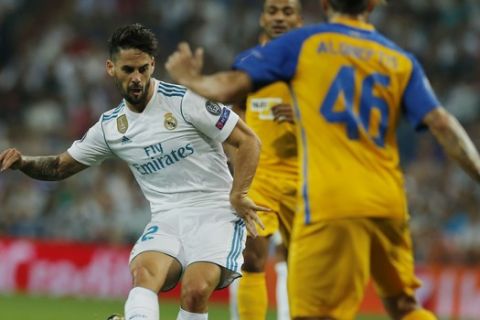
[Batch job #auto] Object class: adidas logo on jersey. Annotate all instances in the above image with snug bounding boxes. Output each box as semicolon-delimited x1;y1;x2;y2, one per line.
121;136;132;144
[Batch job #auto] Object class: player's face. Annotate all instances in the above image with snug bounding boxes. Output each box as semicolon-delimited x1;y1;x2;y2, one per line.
260;0;302;40
106;48;155;107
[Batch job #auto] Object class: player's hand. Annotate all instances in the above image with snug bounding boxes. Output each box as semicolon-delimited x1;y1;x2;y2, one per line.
165;42;204;86
272;104;295;123
0;148;23;172
230;193;269;237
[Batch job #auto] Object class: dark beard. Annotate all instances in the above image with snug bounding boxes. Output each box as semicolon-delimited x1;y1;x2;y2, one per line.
116;78;151;107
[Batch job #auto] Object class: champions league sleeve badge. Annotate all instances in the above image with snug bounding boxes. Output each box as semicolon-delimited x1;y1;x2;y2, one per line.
205;101;222;116
215;108;231;130
117;114;129;133
164;112;178;130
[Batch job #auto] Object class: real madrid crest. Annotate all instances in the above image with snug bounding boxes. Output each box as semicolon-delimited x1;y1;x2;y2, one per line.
117;114;128;134
164;112;177;130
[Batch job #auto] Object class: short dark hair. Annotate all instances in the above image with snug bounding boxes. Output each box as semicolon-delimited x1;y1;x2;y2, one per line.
329;0;369;14
108;23;158;58
263;0;302;12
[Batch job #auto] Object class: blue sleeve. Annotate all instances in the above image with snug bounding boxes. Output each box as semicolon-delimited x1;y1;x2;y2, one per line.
233;48;254;66
403;55;440;130
232;29;306;91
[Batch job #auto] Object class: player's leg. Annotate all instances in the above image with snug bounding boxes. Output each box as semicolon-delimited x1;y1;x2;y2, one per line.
228;278;240;320
289;218;371;320
275;189;295;320
126;251;182;320
180;213;246;320
177;262;222;319
237;174;280;320
273;237;289;320
237;234;271;320
370;219;437;320
229;170;289;319
125;219;184;320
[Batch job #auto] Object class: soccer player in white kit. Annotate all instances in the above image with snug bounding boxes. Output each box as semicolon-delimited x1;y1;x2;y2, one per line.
0;24;266;320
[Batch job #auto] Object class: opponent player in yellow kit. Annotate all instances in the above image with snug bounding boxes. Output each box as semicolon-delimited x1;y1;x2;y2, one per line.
166;0;480;319
229;1;302;320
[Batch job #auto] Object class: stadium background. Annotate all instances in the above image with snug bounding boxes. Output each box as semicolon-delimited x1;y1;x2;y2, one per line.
0;0;479;319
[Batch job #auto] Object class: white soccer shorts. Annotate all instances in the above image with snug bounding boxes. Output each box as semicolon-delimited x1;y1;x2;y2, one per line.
129;209;246;290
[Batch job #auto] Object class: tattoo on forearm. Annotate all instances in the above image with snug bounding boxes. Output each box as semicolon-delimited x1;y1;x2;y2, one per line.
21;156;69;181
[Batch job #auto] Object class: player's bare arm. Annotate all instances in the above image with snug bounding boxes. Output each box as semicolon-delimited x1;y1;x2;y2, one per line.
0;149;88;180
224;119;268;237
221;102;247;168
424;107;480;182
165;42;252;104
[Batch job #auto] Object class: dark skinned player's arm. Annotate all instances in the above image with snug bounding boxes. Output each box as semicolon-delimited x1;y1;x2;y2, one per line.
181;71;252;105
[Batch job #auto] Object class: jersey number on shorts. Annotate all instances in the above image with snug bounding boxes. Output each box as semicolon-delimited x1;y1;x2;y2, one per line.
320;65;390;147
141;225;159;241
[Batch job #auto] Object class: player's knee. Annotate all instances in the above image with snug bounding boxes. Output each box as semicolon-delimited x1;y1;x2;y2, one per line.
131;266;156;287
242;249;267;272
181;280;211;310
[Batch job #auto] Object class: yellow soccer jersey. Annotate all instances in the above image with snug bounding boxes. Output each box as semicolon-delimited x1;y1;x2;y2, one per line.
234;17;440;224
244;81;297;178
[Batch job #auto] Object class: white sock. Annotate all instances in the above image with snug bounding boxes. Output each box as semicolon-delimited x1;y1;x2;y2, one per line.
228;278;239;320
125;287;159;320
275;261;290;320
176;308;208;320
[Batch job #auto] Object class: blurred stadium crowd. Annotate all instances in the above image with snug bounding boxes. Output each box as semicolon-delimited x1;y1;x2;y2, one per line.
0;0;479;264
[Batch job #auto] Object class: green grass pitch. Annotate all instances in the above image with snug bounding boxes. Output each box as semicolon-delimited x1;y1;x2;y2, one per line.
0;293;388;320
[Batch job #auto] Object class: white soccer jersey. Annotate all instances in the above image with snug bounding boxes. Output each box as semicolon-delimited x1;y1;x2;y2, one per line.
68;79;239;217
